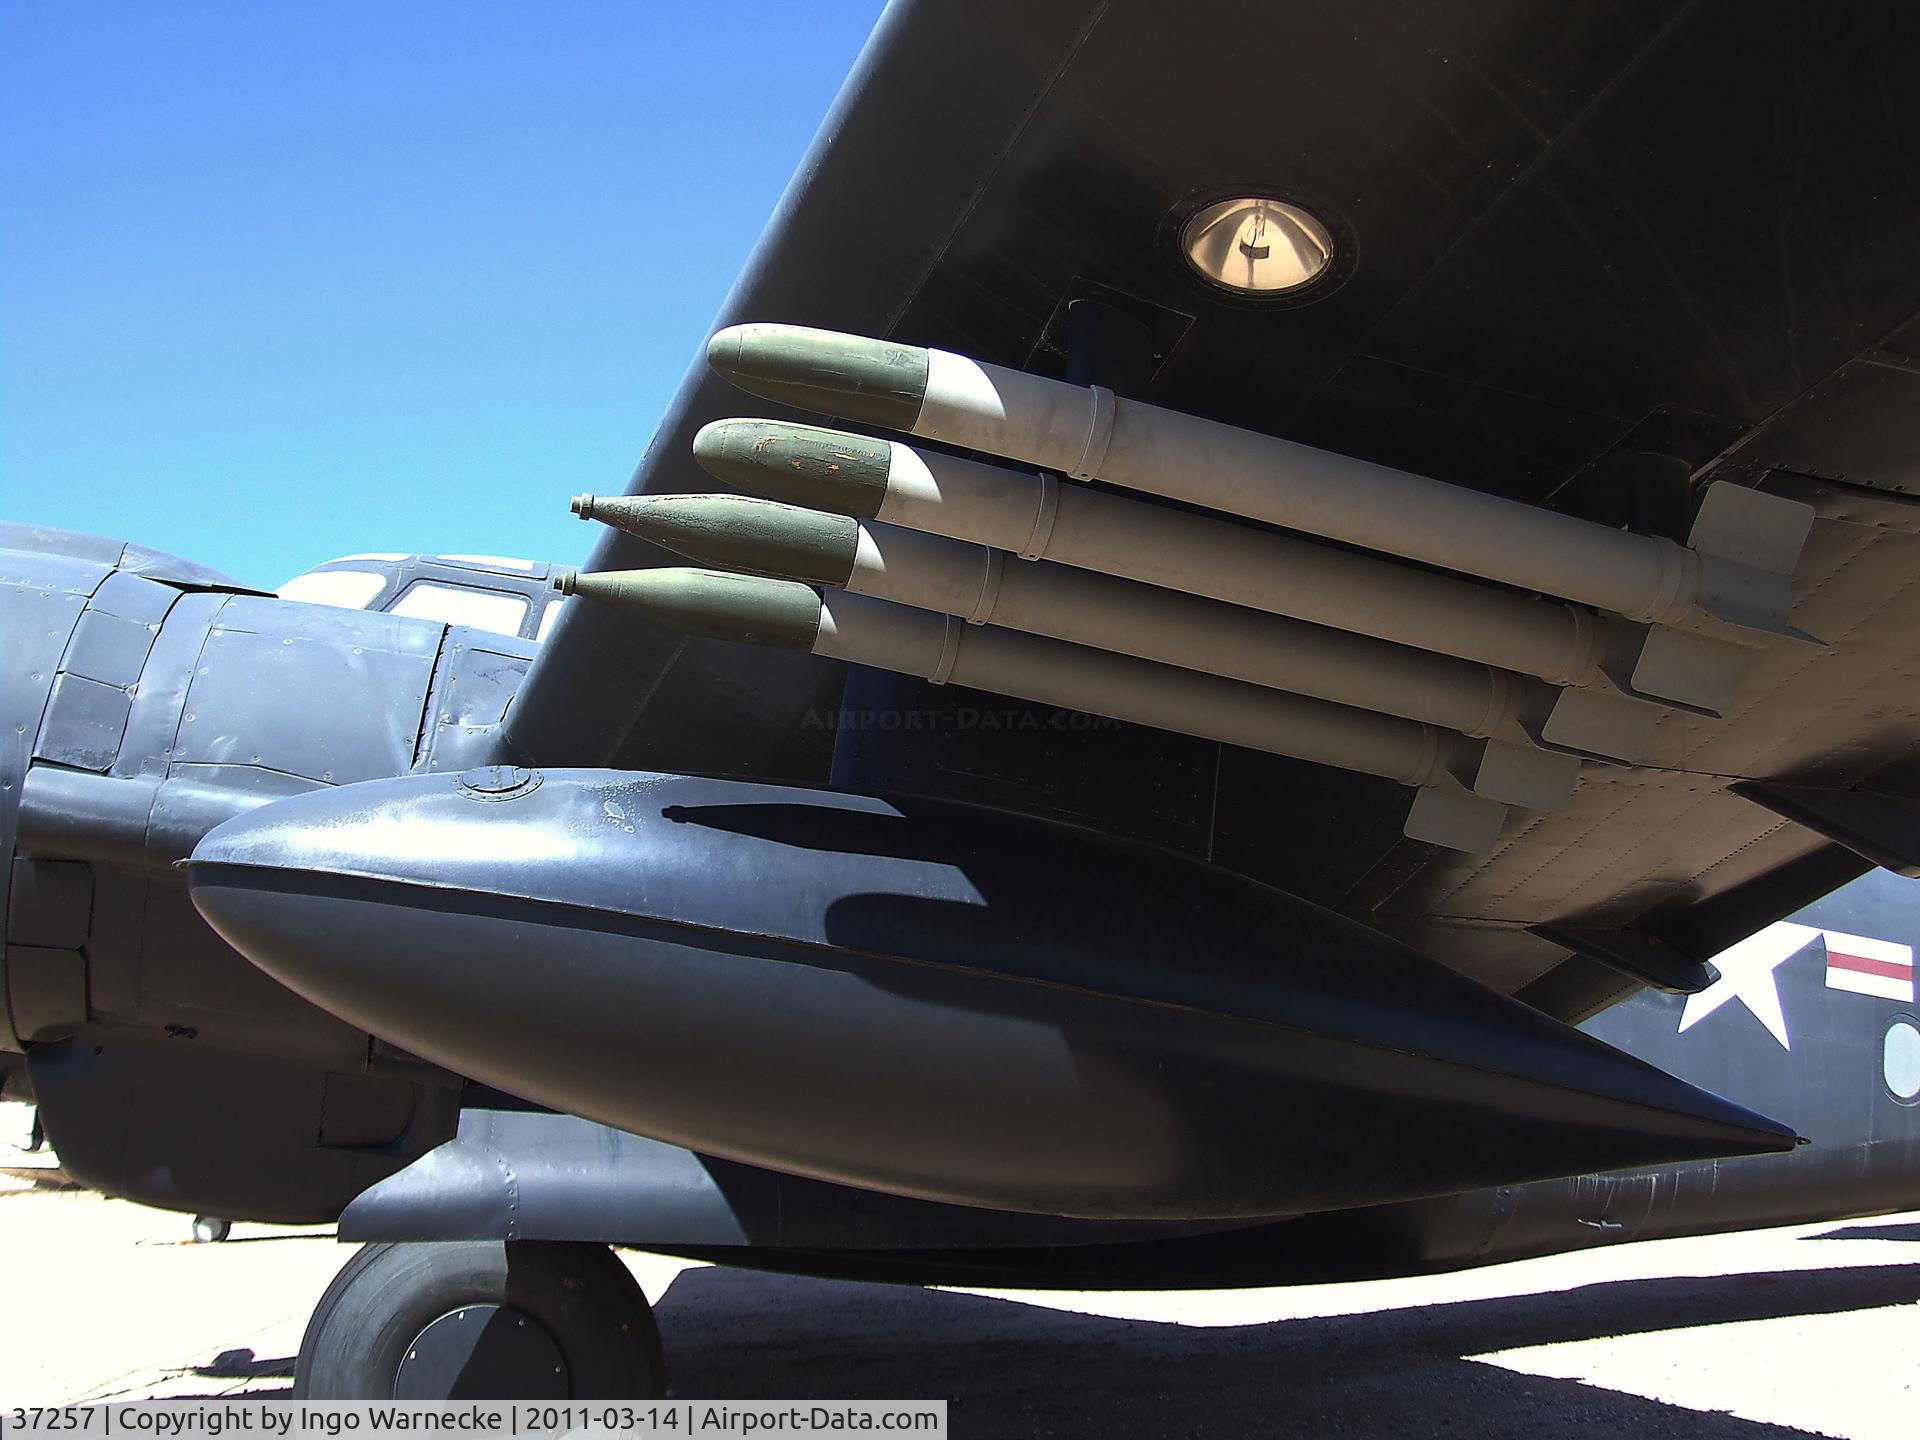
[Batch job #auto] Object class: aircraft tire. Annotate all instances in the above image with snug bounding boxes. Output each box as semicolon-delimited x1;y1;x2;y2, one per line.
294;1240;665;1399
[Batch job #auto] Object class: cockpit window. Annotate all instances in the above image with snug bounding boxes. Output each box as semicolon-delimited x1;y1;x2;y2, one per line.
277;570;387;610
388;581;529;637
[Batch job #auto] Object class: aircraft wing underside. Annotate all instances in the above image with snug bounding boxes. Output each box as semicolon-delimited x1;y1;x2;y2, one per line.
499;0;1920;1020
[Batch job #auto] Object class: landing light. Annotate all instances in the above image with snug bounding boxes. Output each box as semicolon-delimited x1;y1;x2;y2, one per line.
1180;196;1334;295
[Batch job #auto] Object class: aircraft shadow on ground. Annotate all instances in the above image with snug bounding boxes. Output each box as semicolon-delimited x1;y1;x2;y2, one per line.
149;1348;296;1398
646;1260;1920;1437
154;1259;1920;1428
191;1349;295;1381
1805;1220;1920;1243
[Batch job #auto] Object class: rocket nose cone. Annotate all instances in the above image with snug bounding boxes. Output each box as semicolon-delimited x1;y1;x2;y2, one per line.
706;325;751;380
565;567;825;650
689;419;760;489
691;419;891;520
603;494;860;587
703;323;930;431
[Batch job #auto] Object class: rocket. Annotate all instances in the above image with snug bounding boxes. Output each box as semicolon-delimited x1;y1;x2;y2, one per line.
703;324;1816;675
676;417;1673;761
555;564;1520;848
572;492;1574;752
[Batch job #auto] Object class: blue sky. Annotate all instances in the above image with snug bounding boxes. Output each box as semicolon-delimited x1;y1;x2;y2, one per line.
1;2;887;587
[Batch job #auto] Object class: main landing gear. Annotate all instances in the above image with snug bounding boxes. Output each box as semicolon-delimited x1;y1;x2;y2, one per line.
295;1241;665;1399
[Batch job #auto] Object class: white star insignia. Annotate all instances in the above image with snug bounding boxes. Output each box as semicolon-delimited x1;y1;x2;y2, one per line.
1678;921;1819;1050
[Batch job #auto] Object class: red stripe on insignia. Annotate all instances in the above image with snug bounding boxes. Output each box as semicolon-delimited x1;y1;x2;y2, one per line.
1827;950;1914;981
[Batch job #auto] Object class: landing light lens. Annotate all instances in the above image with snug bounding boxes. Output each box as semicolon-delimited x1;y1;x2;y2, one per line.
1180;196;1334;295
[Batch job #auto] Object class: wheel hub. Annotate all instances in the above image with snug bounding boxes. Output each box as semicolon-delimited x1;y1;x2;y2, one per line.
393;1304;569;1399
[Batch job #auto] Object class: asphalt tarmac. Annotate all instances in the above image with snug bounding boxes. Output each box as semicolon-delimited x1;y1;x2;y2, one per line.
3;1165;1917;1438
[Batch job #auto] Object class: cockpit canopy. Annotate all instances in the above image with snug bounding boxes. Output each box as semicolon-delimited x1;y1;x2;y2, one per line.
277;552;564;642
